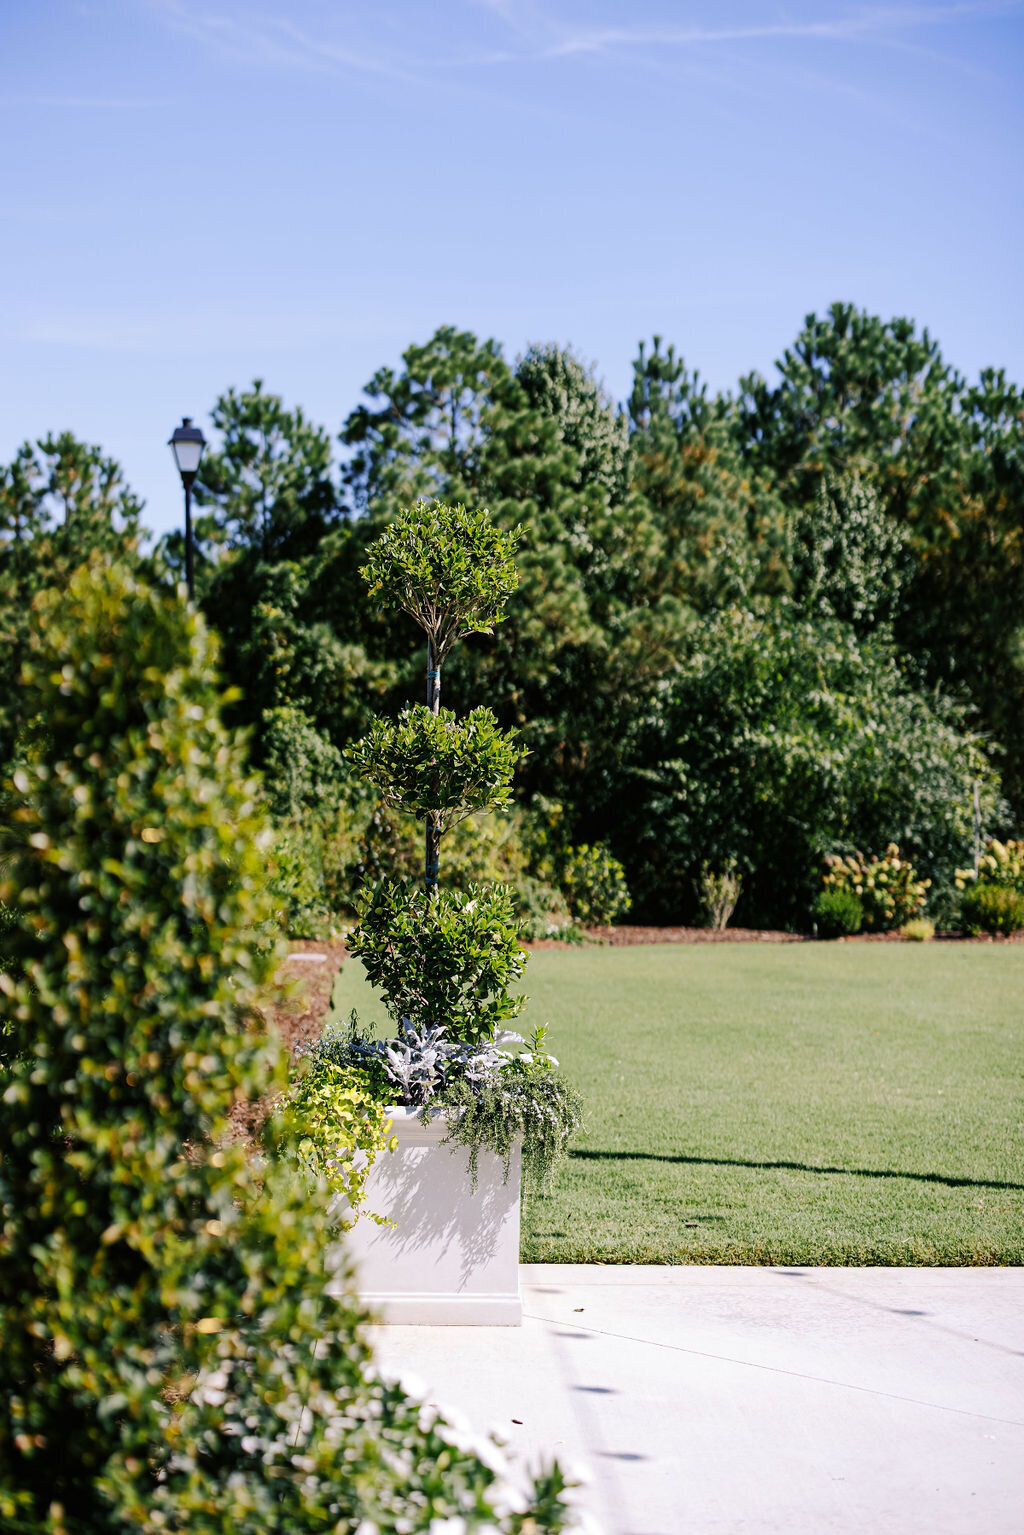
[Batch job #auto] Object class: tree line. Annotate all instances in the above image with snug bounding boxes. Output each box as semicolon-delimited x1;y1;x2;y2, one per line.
2;303;1022;926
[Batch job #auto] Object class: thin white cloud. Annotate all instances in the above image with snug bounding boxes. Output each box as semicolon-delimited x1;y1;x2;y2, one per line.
147;0;427;82
13;303;413;356
536;2;1023;60
144;0;1024;83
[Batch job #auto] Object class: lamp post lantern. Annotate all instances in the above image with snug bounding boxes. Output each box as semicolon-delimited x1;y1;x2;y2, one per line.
168;417;207;601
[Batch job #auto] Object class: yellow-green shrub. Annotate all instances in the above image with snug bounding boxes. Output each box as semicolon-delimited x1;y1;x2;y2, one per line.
960;882;1024;937
900;918;935;942
283;1057;394;1217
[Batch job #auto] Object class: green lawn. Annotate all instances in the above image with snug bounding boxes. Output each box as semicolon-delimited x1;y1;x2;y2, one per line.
329;943;1024;1265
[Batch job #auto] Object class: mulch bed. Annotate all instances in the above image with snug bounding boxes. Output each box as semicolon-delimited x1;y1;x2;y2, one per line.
530;924;1024;948
230;939;349;1139
268;938;349;1054
582;925;808;945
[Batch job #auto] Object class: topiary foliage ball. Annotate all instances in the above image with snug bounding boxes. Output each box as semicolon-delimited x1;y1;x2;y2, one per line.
359;498;522;664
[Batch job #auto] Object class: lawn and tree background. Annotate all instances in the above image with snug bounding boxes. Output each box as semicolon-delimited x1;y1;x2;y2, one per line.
4;314;1023;1535
4;305;1022;937
3;0;1024;1525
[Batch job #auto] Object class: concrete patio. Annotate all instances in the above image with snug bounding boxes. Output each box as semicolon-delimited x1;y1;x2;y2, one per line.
370;1264;1024;1535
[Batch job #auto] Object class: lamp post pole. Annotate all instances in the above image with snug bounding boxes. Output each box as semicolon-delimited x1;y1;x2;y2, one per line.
168;418;207;602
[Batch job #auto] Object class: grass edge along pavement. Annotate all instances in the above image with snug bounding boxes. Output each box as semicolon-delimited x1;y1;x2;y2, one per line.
329;941;1024;1266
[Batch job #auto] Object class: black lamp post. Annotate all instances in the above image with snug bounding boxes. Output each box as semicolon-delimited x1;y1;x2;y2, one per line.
168;417;207;601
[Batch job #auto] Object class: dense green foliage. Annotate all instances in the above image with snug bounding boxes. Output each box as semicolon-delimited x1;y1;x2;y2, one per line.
333;945;1024;1265
0;432;142;773
0;564;578;1532
812;887;864;938
4;301;1021;927
618;609;1000;925
959;882;1024;937
189;378;338;566
559;842;632;927
348;704;522;834
360;497;521;668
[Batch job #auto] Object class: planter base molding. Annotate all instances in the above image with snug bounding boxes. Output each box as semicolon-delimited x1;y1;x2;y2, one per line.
359;1290;523;1325
339;1107;523;1326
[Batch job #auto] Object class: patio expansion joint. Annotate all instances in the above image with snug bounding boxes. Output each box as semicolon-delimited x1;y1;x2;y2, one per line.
521;1312;1024;1430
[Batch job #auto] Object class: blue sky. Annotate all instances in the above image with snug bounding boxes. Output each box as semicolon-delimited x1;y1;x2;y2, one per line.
2;0;1022;537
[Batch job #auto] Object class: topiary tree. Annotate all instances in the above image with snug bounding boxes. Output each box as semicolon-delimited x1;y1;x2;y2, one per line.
0;560;580;1533
358;499;522;899
347;500;530;1042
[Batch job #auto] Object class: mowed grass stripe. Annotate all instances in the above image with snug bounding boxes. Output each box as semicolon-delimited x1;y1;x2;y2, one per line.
329;944;1024;1264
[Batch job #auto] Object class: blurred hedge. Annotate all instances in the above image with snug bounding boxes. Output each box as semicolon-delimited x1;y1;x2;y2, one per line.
0;562;578;1534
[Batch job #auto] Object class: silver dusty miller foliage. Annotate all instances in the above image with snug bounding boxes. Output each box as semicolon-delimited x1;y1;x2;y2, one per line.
350;1018;525;1107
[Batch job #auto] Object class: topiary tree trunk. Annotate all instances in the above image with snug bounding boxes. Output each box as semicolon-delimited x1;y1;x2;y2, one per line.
425;636;441;898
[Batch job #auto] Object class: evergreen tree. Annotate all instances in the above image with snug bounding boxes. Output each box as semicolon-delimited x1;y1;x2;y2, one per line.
342;326;513;517
731;302;960;522
627;336;786;608
730;303;1024;807
187;380;339;570
789;473;909;633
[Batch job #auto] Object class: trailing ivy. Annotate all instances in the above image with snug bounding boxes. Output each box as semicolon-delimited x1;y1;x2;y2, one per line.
438;1027;585;1191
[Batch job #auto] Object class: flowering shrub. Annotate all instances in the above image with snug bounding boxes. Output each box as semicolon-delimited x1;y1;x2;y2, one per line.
955;838;1024;894
822;844;929;931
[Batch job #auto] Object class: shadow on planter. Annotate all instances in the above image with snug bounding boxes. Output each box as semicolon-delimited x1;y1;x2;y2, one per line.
332;1108;523;1325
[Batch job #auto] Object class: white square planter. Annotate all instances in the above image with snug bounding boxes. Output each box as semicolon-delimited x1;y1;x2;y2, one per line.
336;1107;523;1326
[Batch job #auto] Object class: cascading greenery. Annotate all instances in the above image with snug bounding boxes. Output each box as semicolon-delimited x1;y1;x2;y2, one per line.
0;560;580;1533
